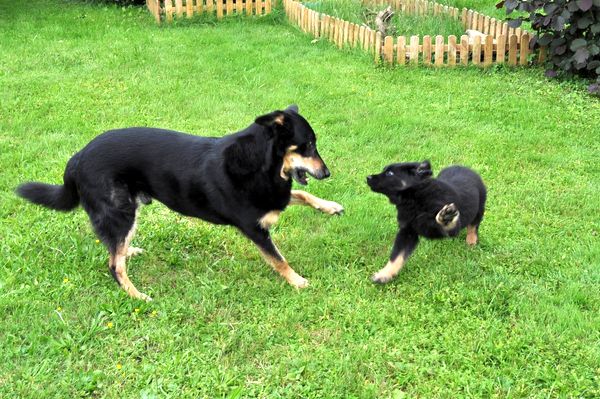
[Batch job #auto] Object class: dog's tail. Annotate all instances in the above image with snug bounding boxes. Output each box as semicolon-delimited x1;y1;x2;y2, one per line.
16;157;80;212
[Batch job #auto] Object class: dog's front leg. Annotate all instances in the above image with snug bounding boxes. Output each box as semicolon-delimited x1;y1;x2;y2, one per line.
371;228;419;284
289;190;344;215
242;225;309;288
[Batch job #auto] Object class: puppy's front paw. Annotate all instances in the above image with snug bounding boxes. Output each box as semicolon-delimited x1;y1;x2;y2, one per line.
287;271;310;289
371;270;394;285
436;203;459;226
318;200;344;215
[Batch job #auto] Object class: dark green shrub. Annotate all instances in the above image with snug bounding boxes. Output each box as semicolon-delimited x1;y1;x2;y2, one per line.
498;0;600;95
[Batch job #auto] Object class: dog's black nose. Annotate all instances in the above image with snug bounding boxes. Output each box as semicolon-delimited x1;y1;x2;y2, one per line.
367;175;373;181
322;168;330;178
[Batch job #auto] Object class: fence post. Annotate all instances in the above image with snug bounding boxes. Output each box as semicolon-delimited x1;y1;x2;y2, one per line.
375;31;382;63
472;35;481;65
409;35;419;65
496;34;506;64
384;35;394;65
508;34;518;65
397;36;406;65
520;33;530;65
434;35;444;66
448;35;456;66
484;35;493;66
423;35;432;65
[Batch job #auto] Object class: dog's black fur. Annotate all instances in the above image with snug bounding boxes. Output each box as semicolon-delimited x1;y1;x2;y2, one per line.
367;161;486;283
17;105;341;299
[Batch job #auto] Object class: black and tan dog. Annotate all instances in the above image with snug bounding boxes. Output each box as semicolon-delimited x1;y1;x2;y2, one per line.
16;105;343;300
366;161;486;284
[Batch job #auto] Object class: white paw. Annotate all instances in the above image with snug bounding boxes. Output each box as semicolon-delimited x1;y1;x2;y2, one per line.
288;272;310;289
371;271;394;284
436;203;459;226
127;247;144;257
137;292;153;302
318;200;344;215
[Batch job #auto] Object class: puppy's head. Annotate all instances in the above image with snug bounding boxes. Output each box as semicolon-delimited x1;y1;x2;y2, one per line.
255;105;330;185
366;161;432;199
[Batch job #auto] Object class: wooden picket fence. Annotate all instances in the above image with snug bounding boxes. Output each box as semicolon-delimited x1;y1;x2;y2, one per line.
146;0;272;23
284;0;540;67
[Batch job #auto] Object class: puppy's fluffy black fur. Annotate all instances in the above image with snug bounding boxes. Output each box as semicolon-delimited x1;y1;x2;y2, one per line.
17;105;338;299
367;161;486;284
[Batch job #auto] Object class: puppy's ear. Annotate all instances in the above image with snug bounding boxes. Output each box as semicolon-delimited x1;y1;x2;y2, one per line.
255;111;286;128
416;160;432;177
285;104;299;113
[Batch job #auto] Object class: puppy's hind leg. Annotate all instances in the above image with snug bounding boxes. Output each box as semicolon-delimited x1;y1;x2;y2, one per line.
372;229;419;284
435;203;460;235
466;225;479;246
289;190;344;215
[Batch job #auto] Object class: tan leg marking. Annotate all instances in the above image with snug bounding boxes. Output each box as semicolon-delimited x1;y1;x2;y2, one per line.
435;203;460;231
257;247;309;288
110;219;152;301
290;190;344;215
371;253;406;284
258;211;281;230
466;225;478;246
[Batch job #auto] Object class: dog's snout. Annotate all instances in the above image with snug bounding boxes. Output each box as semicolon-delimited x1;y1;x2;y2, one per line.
322;167;330;179
367;175;373;181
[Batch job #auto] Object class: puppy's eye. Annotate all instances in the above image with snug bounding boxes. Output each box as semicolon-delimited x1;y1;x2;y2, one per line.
385;170;394;176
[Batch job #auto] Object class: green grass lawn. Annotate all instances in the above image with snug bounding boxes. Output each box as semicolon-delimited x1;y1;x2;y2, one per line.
1;0;600;397
306;0;466;37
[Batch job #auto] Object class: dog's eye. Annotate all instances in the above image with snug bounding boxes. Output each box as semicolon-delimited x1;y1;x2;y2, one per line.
385;170;394;176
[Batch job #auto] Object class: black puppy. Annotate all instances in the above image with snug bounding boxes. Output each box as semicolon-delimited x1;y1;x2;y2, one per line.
17;105;344;300
366;161;486;284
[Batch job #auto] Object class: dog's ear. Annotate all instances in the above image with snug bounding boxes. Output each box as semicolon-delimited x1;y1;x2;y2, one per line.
285;104;299;113
416;160;432;178
255;111;286;128
255;110;294;140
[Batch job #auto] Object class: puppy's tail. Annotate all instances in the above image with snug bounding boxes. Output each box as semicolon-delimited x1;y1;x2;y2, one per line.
16;158;80;212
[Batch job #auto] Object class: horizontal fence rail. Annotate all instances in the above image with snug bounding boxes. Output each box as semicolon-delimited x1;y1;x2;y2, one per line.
146;0;272;23
283;0;537;67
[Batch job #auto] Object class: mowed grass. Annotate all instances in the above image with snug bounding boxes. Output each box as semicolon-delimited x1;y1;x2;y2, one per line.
305;0;465;37
1;1;600;397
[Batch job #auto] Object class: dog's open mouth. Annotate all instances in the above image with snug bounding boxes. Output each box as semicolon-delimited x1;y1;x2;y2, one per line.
291;168;309;185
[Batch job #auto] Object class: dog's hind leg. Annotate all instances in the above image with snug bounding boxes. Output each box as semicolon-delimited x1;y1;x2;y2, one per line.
289;190;344;215
83;188;151;301
372;229;419;284
107;216;152;302
241;225;309;288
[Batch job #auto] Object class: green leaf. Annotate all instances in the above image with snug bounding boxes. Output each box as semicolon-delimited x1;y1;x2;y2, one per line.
576;0;593;11
569;38;587;51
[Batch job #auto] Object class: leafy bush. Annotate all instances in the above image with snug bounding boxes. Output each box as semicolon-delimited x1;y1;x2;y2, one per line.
498;0;600;95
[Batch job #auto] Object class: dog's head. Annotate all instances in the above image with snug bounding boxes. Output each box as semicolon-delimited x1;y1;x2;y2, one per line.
366;161;432;199
255;105;330;185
